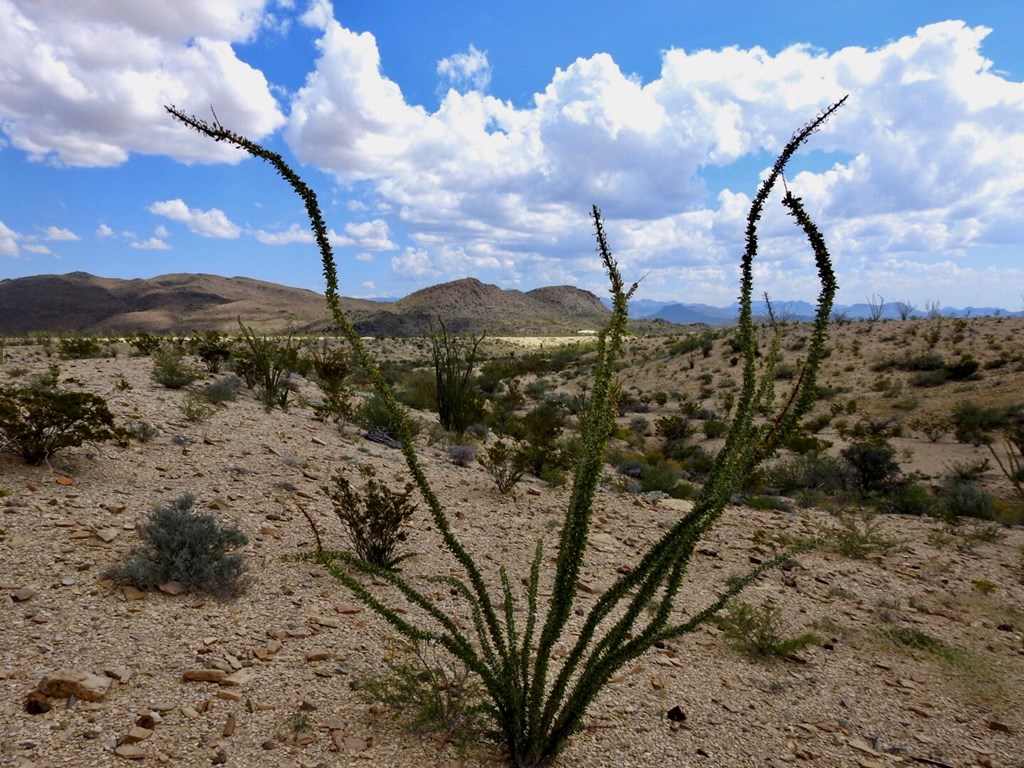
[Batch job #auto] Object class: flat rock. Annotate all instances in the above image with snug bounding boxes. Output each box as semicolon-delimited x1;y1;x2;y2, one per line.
122;726;153;744
182;669;227;683
37;669;112;702
156;580;187;595
220;669;252;686
306;649;330;662
95;528;120;543
113;744;147;759
12;586;36;602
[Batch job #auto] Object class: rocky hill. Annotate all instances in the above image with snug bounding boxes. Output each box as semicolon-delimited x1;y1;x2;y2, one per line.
0;272;613;336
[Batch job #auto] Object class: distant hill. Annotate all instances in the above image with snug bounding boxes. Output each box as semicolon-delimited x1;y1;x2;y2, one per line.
0;272;614;336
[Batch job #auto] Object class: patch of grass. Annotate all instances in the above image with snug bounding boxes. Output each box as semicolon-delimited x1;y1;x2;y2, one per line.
830;509;903;559
716;601;821;659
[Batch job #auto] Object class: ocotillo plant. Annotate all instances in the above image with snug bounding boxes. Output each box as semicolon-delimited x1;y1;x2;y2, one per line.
430;319;485;436
167;96;844;768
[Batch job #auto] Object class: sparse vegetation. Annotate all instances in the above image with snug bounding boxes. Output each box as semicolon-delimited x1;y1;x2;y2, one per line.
151;343;201;389
103;493;251;599
716;600;821;659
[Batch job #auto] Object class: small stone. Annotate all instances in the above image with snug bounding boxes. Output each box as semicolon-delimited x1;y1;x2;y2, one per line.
122;726;153;744
987;720;1013;734
666;705;687;722
266;639;283;654
12;586;36;602
157;580;188;595
95;528;120;543
104;666;133;684
316;615;340;628
306;649;330;662
25;692;51;714
181;707;200;720
342;737;368;751
208;498;230;510
182;669;227;683
37;669;111;702
220;670;252;687
299;698;317;711
335;604;361;615
55;476;74;486
217;690;243;702
103;504;126;514
212;748;227;765
135;714;157;729
120;586;148;601
222;713;236;737
114;744;147;759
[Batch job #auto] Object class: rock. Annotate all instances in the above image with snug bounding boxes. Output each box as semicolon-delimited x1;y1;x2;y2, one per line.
24;692;51;714
666;705;687;722
220;670;252;687
987;719;1013;734
55;476;74;486
114;744;147;759
341;736;369;751
122;726;153;744
104;666;133;684
37;669;112;702
156;580;188;595
316;615;340;628
12;586;36;602
306;649;330;662
120;586;148;602
222;713;236;737
182;669;227;683
335;604;361;615
95;528;120;543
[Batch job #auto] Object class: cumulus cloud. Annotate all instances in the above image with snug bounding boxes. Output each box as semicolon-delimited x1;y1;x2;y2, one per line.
0;220;20;256
437;45;492;93
285;13;1024;303
130;236;172;250
23;244;52;254
43;226;80;241
253;223;314;245
344;219;397;250
150;199;241;238
96;224;115;238
0;0;284;166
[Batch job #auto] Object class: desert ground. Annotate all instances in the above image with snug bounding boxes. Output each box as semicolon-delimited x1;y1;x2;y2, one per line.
1;317;1023;768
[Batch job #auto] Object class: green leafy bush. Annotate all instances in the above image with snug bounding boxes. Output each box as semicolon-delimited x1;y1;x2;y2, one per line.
716;601;821;659
431;321;485;436
232;324;300;409
0;379;124;464
151;344;201;389
841;439;901;493
127;332;162;356
58;334;105;360
104;494;250;598
322;466;417;569
191;330;232;373
478;438;527;494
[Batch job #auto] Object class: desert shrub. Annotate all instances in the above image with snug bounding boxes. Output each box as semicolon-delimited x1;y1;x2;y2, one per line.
655;413;692;442
127;332;162;356
431;322;485;436
909;369;949;388
171;97;842;768
0;378;124;464
939;481;995;522
179;393;215;422
103;494;250;598
716;601;821;659
322;467;416;569
764;453;850;495
233;324;301;409
394;369;436;411
362;639;487;750
946;357;980;381
191;330;232;373
449;444;476;467
151;344;201;389
702;419;729;439
353;391;420;441
830;509;903;558
201;374;241;403
129;420;160;442
504;401;567;478
58;334;105;360
841;439;900;493
877;479;934;516
305;338;350;393
478;438;528;495
951;401;1024;445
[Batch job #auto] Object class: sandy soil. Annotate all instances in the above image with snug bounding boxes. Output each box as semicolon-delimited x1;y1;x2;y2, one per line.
1;333;1023;768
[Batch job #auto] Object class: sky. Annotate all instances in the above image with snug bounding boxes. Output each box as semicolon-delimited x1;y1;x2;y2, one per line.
1;1;1023;310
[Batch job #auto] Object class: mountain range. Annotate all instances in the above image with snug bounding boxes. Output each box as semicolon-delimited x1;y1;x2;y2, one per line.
2;271;1018;336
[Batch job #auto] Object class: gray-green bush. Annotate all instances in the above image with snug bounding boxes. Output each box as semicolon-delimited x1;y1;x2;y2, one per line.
104;494;250;599
169;96;843;768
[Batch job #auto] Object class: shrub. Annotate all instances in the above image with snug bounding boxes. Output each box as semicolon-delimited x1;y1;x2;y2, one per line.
448;444;476;468
151;344;201;389
171;97;842;768
179;393;215;422
191;330;232;373
0;379;124;464
951;401;1023;446
233;324;301;409
322;466;416;569
354;391;420;441
939;481;995;522
702;419;729;439
58;334;105;360
127;332;162;356
478;438;528;494
103;494;250;598
716;601;821;659
201;374;241;403
830;509;903;559
431;321;485;436
841;439;900;493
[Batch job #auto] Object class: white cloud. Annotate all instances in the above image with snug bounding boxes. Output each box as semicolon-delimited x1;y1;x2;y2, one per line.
437;45;492;93
23;244;51;254
284;14;1024;304
43;226;80;241
0;0;285;166
130;236;172;250
0;219;21;255
150;198;241;238
344;219;396;250
253;223;313;245
96;223;115;238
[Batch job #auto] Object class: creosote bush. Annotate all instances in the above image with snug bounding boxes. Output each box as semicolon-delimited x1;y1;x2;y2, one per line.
0;373;125;464
716;600;821;659
322;466;417;569
104;494;250;599
151;343;201;389
169;96;843;768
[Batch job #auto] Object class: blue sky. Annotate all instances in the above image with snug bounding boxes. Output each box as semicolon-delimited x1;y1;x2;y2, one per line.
2;1;1023;309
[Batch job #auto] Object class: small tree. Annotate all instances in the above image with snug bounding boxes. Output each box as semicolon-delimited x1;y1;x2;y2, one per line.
866;293;885;322
168;96;843;768
894;300;916;321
